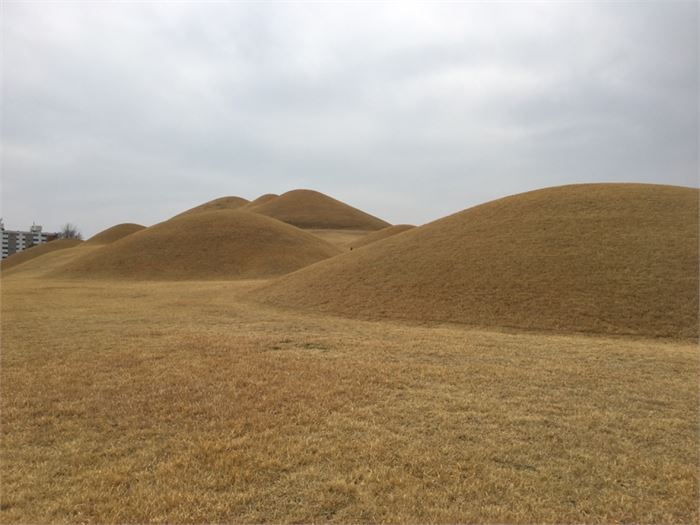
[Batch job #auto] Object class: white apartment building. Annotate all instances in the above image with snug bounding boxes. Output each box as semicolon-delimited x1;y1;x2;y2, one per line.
1;220;58;259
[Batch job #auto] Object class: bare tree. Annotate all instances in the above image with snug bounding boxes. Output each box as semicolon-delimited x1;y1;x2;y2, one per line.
59;223;83;240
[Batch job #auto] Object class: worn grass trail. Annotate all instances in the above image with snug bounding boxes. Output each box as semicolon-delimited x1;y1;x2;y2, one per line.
1;277;697;523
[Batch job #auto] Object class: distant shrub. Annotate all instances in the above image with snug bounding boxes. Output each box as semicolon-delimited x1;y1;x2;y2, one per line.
59;223;83;240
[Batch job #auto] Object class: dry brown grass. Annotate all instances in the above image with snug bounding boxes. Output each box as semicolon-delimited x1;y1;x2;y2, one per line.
245;194;278;207
254;184;699;338
0;239;83;272
348;224;415;250
86;223;145;245
1;245;103;279
174;196;250;218
306;229;371;249
50;210;341;281
244;189;390;230
1;275;697;523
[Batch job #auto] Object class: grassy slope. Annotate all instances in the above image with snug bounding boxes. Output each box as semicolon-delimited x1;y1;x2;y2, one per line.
1;276;697;523
245;190;390;230
348;224;415;250
0;239;83;271
254;184;699;338
2;245;104;278
86;223;145;245
51;210;341;281
245;193;278;207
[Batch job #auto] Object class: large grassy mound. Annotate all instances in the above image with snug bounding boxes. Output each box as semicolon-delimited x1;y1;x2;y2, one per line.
349;224;415;250
0;239;83;272
253;184;699;338
245;189;390;230
53;210;341;280
87;223;145;245
175;196;250;217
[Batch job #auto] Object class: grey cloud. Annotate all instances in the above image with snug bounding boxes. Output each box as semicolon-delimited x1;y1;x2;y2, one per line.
1;1;697;237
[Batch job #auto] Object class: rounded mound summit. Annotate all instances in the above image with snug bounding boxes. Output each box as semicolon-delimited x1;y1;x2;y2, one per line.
246;189;390;230
175;196;250;217
87;223;145;245
253;184;699;338
54;210;341;280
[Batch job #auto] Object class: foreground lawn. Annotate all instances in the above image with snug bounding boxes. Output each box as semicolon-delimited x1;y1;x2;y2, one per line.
1;277;697;523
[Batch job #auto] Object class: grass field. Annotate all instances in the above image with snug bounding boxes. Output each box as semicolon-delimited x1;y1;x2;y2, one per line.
1;275;697;523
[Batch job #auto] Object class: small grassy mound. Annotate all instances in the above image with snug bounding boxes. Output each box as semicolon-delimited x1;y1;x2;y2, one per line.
2;245;102;278
53;210;341;281
1;239;83;272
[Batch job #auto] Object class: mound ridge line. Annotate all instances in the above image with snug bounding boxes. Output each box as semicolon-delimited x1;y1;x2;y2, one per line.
251;183;699;339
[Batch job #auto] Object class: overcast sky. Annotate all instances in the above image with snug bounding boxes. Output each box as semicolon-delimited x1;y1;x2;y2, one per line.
2;1;698;237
